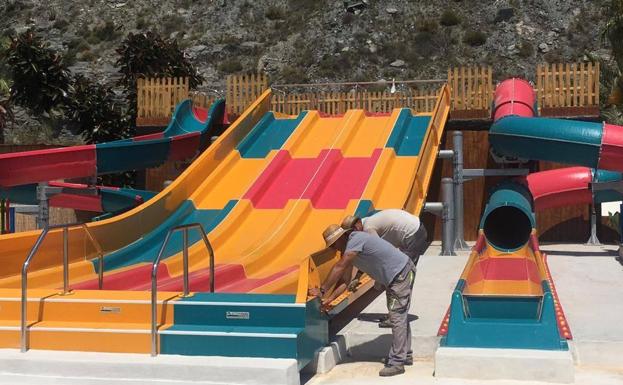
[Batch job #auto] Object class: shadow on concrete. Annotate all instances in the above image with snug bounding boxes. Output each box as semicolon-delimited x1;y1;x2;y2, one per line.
357;312;419;324
544;248;618;257
329;287;383;337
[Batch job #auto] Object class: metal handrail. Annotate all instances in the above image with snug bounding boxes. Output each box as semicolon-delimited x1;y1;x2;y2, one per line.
151;223;215;356
21;222;105;352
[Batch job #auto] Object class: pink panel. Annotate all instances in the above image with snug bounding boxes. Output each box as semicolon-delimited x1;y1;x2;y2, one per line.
598;123;623;172
244;149;382;209
304;149;382;209
523;167;593;211
0;145;97;187
493;78;536;121
477;258;541;283
169;132;201;161
193;107;208;123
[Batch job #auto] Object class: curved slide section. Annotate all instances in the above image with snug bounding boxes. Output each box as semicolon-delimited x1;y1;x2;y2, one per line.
0;99;225;187
0;182;156;213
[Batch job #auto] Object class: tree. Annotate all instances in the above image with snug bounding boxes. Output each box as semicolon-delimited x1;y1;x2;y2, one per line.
115;31;204;122
7;30;71;116
65;75;131;143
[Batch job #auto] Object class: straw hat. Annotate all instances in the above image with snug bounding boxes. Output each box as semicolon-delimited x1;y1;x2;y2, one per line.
322;224;347;248
341;215;360;230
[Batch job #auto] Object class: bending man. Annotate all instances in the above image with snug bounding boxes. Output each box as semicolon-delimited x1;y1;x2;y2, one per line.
309;224;416;377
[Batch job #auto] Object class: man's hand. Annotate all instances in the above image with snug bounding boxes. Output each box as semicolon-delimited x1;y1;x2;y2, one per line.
348;278;360;292
308;287;322;298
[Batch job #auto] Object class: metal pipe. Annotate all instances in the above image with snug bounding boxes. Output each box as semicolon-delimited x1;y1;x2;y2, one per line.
62;227;69;295
438;149;454;159
586;204;601;245
441;178;456;256
423;202;444;213
21;226;50;352
182;228;190;297
197;226;216;293
36;182;49;229
151;230;173;357
452;131;469;250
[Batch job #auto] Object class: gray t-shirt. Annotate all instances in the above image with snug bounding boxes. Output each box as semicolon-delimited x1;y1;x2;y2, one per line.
345;231;409;286
362;209;421;250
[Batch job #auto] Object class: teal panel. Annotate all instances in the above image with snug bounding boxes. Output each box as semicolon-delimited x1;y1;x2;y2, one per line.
237;112;307;158
296;298;329;370
184;292;296;303
480;182;535;229
490;116;603;167
173;298;305;327
0;184;38;205
160;325;301;358
94;200;237;272
100;188;157;213
443;288;567;350
354;200;376;218
593;169;623;204
96;138;171;174
465;296;541;319
385;109;430;156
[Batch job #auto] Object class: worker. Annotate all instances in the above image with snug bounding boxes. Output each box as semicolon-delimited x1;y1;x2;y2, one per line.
309;224;416;377
341;210;427;327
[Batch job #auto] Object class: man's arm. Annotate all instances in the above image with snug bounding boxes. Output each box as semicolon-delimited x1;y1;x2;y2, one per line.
323;265;354;304
320;251;357;295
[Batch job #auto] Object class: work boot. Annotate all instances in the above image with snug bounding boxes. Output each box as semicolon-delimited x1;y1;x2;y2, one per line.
382;356;413;366
379;364;405;377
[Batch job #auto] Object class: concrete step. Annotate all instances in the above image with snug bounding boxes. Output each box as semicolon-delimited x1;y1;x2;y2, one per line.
0;349;300;385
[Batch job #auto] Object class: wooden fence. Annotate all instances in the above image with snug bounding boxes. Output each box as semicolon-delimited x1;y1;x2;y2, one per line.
535;62;600;116
270;87;440;115
136;62;601;125
136;77;189;126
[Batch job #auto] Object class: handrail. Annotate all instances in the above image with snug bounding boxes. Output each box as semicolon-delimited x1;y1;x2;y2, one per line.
21;222;105;352
151;223;215;356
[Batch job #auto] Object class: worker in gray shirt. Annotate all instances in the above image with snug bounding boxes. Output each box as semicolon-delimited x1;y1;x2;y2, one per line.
309;224;416;377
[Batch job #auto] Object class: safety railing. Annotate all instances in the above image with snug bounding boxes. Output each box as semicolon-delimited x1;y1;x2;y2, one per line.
21;223;104;352
151;223;215;356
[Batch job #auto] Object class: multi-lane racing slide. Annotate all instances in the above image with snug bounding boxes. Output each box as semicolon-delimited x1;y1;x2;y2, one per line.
0;87;450;365
440;78;623;351
0;99;225;216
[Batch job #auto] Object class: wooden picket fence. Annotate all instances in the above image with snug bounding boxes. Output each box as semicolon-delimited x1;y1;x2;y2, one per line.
535;62;600;116
447;66;493;118
270;87;440;115
136;62;601;125
136;77;189;126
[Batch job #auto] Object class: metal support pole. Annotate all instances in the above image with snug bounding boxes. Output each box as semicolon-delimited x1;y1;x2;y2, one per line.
36;182;49;229
182;228;190;297
586;204;601;245
62;227;70;295
452;131;469;250
441;178;456;256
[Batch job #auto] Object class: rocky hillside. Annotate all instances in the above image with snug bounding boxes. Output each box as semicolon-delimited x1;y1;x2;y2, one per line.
1;0;613;87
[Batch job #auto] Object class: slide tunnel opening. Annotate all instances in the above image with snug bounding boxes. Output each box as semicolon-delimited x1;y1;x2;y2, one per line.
483;205;532;251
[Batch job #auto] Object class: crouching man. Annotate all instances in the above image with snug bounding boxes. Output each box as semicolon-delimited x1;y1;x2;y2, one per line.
308;224;416;377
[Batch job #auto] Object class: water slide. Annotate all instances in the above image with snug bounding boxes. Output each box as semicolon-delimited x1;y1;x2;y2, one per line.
0;87;450;364
0;99;225;187
440;78;623;350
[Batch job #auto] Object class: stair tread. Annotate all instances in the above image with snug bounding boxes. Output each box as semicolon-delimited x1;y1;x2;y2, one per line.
162;324;303;335
0;320;159;330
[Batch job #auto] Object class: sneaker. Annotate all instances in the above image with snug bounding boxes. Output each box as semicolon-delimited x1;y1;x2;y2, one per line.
382;356;413;366
379;364;405;377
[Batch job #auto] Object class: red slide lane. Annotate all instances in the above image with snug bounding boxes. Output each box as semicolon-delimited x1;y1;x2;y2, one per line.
521;167;594;211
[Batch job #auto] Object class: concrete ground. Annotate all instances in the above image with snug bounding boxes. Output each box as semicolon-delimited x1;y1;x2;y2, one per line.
306;242;623;385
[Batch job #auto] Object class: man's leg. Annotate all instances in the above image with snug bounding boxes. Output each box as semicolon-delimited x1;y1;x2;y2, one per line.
380;262;416;376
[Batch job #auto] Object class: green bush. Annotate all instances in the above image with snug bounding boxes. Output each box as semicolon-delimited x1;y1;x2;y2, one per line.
440;10;460;26
53;18;69;31
463;30;487;46
279;66;308;84
135;16;147;30
7;30;71;115
91;19;121;43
